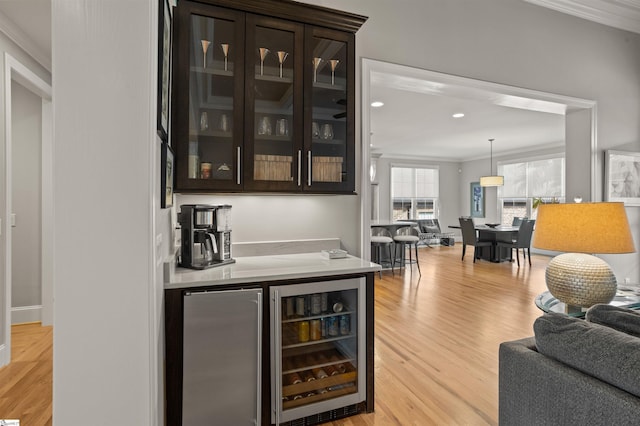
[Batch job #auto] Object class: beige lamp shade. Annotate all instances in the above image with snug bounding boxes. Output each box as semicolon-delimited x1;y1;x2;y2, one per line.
533;202;635;254
479;175;504;187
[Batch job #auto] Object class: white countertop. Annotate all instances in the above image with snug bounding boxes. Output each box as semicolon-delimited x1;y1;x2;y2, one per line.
164;252;381;290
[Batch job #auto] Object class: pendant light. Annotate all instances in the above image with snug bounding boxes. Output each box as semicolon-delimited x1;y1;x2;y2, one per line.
480;138;504;187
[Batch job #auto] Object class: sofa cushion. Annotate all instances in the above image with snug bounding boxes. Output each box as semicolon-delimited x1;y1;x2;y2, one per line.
534;313;640;398
585;304;640;338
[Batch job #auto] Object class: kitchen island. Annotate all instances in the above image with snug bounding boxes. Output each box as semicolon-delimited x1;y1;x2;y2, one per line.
164;252;380;425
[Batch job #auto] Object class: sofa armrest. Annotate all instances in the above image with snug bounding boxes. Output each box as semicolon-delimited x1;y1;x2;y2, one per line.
499;337;640;426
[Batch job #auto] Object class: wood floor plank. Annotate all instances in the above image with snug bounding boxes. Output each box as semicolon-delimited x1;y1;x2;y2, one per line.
0;244;549;425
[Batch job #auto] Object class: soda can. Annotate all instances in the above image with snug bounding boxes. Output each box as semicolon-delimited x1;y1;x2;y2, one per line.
310;293;322;315
310;319;321;340
327;316;339;337
295;296;306;316
339;315;350;335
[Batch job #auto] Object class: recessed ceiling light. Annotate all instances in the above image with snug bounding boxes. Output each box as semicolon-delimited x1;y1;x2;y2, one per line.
371;101;384;108
452;113;465;118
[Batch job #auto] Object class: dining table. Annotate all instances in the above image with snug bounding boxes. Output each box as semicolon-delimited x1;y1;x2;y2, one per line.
448;224;519;262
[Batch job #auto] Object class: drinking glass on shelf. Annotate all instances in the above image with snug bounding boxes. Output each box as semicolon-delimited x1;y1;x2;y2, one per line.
220;43;229;71
258;47;270;76
200;111;209;131
219;114;229;132
321;124;333;140
276;118;288;136
312;122;320;139
201;40;211;68
312;57;322;83
277;51;289;78
329;59;340;85
258;116;272;135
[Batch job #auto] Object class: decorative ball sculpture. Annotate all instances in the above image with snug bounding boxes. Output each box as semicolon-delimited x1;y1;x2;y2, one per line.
545;253;617;308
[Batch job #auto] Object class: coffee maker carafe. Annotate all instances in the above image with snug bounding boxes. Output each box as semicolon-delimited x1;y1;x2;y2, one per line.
178;204;234;270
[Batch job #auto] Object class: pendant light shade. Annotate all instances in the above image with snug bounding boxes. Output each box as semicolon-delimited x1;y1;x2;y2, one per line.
480;138;504;187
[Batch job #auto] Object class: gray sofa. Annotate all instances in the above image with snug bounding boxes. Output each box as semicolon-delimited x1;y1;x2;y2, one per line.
499;306;640;425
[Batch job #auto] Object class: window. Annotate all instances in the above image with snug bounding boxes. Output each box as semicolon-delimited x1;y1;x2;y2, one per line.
391;166;439;220
497;156;565;223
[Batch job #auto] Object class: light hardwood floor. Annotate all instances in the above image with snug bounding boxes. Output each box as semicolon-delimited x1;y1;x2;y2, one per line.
0;244;549;425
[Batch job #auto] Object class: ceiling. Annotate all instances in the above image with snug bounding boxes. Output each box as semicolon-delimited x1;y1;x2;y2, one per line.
0;0;638;161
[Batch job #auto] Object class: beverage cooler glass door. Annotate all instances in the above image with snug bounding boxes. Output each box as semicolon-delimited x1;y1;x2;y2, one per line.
270;278;366;424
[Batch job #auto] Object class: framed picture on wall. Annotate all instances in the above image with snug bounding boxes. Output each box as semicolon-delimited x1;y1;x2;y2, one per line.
161;142;174;208
605;150;640;206
157;0;172;142
470;182;485;218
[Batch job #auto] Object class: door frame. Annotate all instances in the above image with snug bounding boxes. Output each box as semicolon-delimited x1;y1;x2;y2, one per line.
1;53;52;367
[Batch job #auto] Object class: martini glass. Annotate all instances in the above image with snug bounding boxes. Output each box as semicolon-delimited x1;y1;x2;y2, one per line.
220;43;229;71
258;47;270;76
277;51;289;78
329;59;340;85
312;57;322;83
201;40;211;68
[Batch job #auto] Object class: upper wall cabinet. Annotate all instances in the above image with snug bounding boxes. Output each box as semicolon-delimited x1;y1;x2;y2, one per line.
172;0;367;194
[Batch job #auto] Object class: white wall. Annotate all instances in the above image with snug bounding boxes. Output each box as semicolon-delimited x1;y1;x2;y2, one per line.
52;0;160;424
0;25;51;368
300;0;640;281
11;80;42;315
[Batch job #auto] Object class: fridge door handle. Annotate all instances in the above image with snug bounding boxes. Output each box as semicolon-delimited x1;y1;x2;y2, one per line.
256;291;262;426
273;289;282;425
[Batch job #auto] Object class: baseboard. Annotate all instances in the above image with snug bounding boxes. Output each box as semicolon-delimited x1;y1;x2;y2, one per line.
11;305;42;324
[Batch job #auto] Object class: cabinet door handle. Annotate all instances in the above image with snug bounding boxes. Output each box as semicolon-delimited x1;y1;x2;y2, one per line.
236;146;241;185
297;150;302;187
307;150;312;186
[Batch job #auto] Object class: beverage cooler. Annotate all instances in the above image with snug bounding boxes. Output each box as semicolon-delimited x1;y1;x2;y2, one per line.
270;278;366;424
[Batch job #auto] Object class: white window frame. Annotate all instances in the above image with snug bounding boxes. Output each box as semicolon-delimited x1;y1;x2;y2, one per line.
390;164;440;220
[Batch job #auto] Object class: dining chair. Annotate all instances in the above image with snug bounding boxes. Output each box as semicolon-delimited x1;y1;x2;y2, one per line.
393;226;421;275
497;219;536;266
459;217;493;263
511;216;527;227
371;227;394;278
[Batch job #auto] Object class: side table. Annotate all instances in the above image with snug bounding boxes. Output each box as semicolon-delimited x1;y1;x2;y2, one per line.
535;287;640;318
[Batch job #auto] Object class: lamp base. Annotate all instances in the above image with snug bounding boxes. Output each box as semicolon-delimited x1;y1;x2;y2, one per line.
546;253;617;308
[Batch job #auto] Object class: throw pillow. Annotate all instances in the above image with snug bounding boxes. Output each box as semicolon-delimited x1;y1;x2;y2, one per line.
534;313;640;398
586;304;640;338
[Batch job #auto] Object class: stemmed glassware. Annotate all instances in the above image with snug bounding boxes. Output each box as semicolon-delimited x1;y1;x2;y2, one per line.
258;47;270;76
277;51;289;78
201;40;211;68
221;43;229;71
329;59;340;85
312;57;322;83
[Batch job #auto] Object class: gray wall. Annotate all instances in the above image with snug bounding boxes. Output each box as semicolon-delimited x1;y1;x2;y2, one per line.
11;81;42;311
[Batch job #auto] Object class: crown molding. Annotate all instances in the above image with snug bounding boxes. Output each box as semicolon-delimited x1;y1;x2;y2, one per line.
525;0;640;34
0;10;51;72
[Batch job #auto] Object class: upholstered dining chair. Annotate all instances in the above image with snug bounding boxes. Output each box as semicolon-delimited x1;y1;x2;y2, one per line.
511;216;527;227
393;226;421;275
497;219;536;266
459;217;493;263
371;227;394;278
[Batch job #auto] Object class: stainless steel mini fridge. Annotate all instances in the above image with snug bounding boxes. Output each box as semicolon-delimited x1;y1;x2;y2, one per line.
183;288;262;425
270;278;366;424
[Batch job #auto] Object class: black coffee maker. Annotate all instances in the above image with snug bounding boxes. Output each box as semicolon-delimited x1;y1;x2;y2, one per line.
178;204;234;270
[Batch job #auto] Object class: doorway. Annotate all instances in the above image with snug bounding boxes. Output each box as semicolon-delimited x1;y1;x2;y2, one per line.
360;58;596;258
1;53;52;367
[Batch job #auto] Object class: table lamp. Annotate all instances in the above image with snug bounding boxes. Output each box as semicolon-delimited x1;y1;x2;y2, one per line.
533;202;636;313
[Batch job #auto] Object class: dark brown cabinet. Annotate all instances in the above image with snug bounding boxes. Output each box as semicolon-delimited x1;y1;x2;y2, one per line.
171;0;366;194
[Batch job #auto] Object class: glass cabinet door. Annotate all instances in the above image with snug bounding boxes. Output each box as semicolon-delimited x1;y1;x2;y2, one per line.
305;28;355;193
244;16;303;191
173;3;244;191
270;278;366;424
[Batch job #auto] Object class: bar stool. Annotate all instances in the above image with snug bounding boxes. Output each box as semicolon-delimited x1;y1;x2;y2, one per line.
393;226;421;275
371;227;394;278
